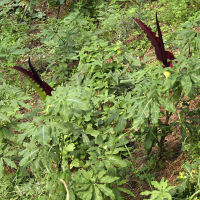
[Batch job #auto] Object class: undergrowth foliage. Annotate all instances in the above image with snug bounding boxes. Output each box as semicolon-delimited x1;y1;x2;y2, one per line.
1;0;200;199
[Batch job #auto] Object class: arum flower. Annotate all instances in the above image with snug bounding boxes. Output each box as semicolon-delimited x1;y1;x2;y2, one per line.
13;58;53;101
133;13;175;68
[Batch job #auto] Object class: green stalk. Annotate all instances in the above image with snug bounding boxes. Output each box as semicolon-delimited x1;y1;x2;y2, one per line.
125;144;143;192
56;5;61;20
58;133;64;171
159;110;169;157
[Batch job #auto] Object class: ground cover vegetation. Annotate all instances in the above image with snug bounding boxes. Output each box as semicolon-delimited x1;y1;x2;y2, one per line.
1;0;200;199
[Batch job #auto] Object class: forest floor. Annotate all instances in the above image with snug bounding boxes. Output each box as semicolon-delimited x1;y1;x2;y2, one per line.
17;1;197;199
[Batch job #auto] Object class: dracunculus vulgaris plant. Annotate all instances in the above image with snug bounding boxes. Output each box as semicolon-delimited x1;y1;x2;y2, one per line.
13;58;54;101
133;13;177;156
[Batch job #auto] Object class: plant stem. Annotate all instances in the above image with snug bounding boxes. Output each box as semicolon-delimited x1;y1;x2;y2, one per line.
159;110;169;157
56;6;61;20
125;144;143;192
60;179;69;200
189;190;200;200
58;133;64;171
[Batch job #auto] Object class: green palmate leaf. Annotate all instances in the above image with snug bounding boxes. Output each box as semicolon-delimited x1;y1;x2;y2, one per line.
151;101;160;125
3;158;17;169
117;187;135;197
158;97;176;113
94;186;103;200
181;75;192;95
100;175;119;184
97;184;115;200
114;113;126;134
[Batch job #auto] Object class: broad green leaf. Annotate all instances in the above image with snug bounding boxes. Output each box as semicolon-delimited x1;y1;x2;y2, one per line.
158;97;176;113
108;155;130;167
17;126;36;144
64;143;75;152
151;101;160;125
37;126;51;144
181;75;192;95
95;134;103;145
97;184;115;200
117;187;135;197
131;99;152;130
180;125;187;141
97;170;107;179
82;133;90;145
70;158;83;169
75;184;90;192
140;190;152;196
164;193;173;200
117;179;129;186
151;180;161;189
82;169;93;181
114;113;126;134
131;117;144;130
190;73;200;83
10;48;30;54
143;99;151;118
69;189;76;200
19;149;39;166
94;185;103;200
100;175;119;183
106;112;120;126
112;188;123;200
143;131;152;152
82;186;93;200
0;54;7;58
86;129;100;138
